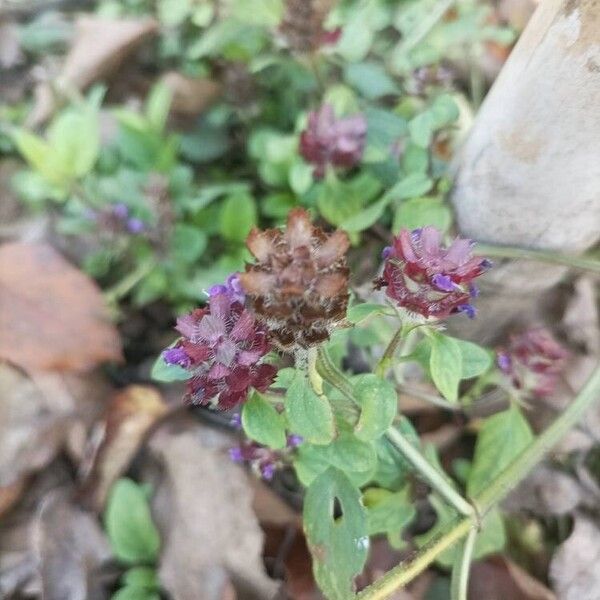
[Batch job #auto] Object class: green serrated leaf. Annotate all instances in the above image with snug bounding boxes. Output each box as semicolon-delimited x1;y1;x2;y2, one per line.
303;468;369;600
429;333;462;402
285;375;334;445
353;375;397;441
242;391;287;450
104;478;160;564
467;405;534;497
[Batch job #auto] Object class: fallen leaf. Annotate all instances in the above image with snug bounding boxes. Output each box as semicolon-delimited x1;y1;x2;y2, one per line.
27;16;158;126
549;516;600;600
470;556;556;600
143;417;279;600
33;491;112;600
503;465;582;516
78;385;169;513
0;242;122;371
159;71;222;116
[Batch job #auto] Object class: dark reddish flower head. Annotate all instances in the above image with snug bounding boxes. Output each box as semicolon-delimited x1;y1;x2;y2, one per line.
299;104;367;179
239;208;350;352
162;285;276;410
497;328;569;398
375;227;490;319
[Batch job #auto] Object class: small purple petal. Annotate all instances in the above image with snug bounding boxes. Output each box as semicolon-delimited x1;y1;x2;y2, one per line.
163;347;191;368
286;434;304;449
230;413;242;429
260;462;275;481
126;217;145;234
208;284;228;297
497;352;512;373
457;304;477;319
229;447;244;463
480;259;493;270
432;274;458;293
112;203;129;220
382;246;393;259
469;284;480;298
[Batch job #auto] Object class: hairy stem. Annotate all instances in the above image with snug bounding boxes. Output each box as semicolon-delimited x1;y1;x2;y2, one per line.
476;243;600;274
357;363;600;599
385;427;474;517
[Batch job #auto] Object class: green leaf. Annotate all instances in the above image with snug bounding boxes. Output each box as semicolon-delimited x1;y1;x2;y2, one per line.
273;367;296;389
170;224;207;264
289;161;313;196
150;352;189;382
294;433;377;487
122;566;159;589
242;391;287;450
467;405;534;497
112;586;160;600
339;195;389;233
104;478;160;564
429;333;462;402
219;192;257;243
389;172;433;200
347;302;392;324
353;375;397;441
303;468;369;600
393;197;452;233
285;375;335;445
363;486;416;536
408;111;435;148
344;61;398;99
429;94;459;128
454;339;493;379
145;82;173;133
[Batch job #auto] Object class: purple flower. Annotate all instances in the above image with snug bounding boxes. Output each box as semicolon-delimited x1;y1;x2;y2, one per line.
299;104;367;179
207;273;245;304
163;346;192;368
126;217;145;234
163;285;277;410
286;434;304;448
375;227;490;319
498;328;569;398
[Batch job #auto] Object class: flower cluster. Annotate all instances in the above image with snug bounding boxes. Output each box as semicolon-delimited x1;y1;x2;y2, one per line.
299;104;367;179
497;328;569;398
239;208;350;352
375;227;490;319
163;276;276;409
88;202;145;235
229;434;303;481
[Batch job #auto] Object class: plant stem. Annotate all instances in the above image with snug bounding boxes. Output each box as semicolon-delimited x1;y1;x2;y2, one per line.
476;243;600;274
385;427;474;517
357;363;600;600
104;258;156;305
316;346;356;402
376;323;411;378
307;347;324;396
450;527;477;600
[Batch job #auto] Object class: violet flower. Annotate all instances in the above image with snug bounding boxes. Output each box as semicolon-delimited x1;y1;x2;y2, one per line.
299;104;367;179
497;328;569;398
375;227;490;319
162;285;276;410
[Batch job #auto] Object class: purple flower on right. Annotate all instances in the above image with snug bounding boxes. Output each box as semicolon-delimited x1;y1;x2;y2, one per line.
299;104;367;179
375;227;490;319
497;328;569;398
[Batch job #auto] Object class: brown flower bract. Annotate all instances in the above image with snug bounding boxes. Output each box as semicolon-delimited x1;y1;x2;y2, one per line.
239;208;350;352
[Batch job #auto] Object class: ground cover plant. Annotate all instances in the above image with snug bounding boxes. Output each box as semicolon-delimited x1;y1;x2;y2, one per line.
1;0;600;599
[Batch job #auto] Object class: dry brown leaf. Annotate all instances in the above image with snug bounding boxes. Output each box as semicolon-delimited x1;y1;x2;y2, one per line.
77;385;168;512
470;556;556;600
143;417;278;600
160;71;222;116
33;491;112;600
0;242;122;371
27;16;158;126
549;516;600;600
0;479;26;520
